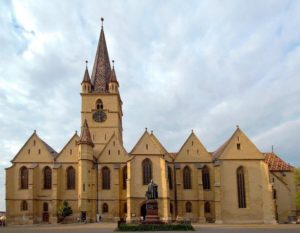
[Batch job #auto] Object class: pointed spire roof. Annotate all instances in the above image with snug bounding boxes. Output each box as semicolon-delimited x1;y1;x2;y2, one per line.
109;60;118;84
91;18;111;93
81;61;91;84
78;119;94;147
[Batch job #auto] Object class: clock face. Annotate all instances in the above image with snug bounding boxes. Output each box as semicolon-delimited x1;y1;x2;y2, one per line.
92;110;107;122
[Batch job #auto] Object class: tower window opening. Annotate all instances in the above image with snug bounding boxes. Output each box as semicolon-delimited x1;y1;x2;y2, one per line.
38;149;41;154
96;99;103;110
146;144;148;150
237;143;241;150
28;149;30;154
33;140;36;146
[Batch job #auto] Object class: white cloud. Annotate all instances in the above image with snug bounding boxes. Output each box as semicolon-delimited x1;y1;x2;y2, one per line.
0;0;300;211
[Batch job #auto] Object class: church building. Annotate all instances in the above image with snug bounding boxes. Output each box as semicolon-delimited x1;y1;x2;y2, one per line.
5;20;297;224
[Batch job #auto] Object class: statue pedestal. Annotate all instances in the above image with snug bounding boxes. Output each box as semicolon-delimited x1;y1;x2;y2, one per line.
145;199;160;224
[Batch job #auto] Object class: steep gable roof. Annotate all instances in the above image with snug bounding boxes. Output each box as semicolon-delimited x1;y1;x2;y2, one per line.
55;132;79;162
264;152;293;171
212;127;264;161
98;133;129;162
11;131;57;163
175;131;211;162
130;130;167;155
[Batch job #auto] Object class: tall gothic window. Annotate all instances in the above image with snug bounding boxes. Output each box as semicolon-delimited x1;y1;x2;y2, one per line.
124;202;127;213
102;167;110;189
67;166;75;190
43;166;52;189
142;159;152;185
122;165;127;189
183;166;192;189
102;203;108;213
43;202;49;212
96;99;103;109
170;203;174;214
21;200;28;211
204;201;210;213
185;201;192;213
20;166;28;189
202;166;210;190
168;166;173;190
237;166;246;208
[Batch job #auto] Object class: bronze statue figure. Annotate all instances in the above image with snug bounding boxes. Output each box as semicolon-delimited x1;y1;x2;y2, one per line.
145;180;158;199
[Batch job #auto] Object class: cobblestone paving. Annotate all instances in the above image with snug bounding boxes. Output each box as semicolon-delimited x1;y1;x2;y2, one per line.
0;223;299;233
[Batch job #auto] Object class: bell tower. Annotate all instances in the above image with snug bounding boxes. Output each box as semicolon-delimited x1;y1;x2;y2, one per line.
80;18;123;156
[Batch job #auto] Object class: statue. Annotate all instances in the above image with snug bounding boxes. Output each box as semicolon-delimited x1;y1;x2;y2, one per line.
145;180;158;199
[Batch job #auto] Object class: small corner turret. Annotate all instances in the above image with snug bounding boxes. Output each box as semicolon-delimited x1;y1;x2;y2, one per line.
81;60;92;93
108;60;119;93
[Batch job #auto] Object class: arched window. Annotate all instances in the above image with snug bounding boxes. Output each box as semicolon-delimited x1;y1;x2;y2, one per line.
102;167;110;189
237;166;246;208
204;201;210;213
168;166;173;189
96;99;103;110
124;202;127;213
183;166;192;189
43;166;52;189
67;166;75;190
170;203;173;214
142;159;152;185
102;203;108;213
20;166;28;189
202;166;210;190
21;200;28;211
43;202;48;212
122;165;127;189
185;201;192;213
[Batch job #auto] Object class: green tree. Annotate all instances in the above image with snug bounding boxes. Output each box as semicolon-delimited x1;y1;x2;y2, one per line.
57;201;73;222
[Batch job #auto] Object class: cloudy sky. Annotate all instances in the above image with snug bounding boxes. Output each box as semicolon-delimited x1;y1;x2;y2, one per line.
1;0;300;210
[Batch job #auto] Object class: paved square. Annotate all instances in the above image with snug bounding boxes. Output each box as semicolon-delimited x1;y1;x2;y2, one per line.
1;223;300;233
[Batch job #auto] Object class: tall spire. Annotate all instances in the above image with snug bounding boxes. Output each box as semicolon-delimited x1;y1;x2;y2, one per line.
78;119;94;147
81;60;91;84
109;60;118;84
91;17;111;93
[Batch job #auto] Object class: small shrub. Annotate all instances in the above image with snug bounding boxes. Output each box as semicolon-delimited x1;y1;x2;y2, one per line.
117;223;194;231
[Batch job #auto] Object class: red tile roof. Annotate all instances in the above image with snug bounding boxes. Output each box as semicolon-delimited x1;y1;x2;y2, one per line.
264;152;293;171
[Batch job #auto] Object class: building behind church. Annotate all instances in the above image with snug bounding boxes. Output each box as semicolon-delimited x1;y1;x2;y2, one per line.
5;21;298;224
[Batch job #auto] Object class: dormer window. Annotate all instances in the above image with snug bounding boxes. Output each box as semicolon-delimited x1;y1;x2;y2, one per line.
96;99;103;110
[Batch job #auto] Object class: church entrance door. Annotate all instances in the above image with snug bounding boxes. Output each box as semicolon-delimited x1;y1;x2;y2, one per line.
42;212;49;222
141;203;146;219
